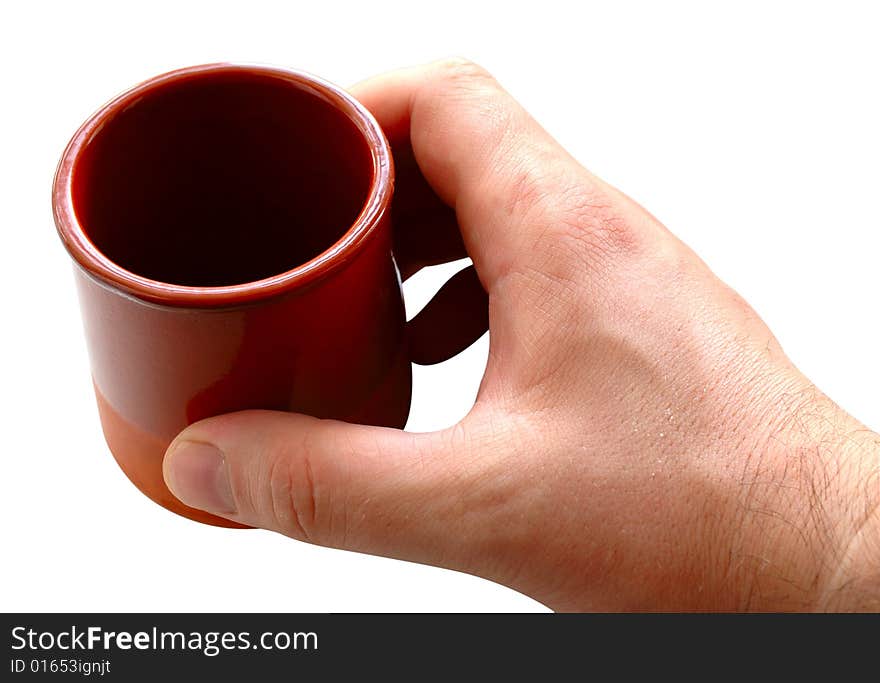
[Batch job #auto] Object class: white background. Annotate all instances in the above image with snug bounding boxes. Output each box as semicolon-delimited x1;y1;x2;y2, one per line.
1;1;878;612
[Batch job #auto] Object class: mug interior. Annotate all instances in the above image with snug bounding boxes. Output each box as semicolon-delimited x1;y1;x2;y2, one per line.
69;69;374;287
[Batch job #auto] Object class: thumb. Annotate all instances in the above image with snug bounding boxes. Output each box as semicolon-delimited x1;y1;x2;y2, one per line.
162;410;492;569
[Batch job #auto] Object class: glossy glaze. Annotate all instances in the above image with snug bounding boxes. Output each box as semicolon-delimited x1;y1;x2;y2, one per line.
53;64;411;526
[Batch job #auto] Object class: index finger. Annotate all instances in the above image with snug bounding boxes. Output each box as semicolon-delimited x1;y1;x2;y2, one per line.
350;58;644;288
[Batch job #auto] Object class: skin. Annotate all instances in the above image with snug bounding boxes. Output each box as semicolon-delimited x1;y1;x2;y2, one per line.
162;59;880;612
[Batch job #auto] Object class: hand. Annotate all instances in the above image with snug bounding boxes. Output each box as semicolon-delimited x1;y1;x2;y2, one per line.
162;59;880;611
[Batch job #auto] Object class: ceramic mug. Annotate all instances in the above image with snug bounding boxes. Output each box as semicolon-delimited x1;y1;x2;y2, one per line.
53;64;411;527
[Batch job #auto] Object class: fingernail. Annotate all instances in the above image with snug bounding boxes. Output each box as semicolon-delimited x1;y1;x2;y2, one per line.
164;441;236;514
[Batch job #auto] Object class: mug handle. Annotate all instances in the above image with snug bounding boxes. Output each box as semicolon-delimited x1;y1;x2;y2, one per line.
405;263;489;366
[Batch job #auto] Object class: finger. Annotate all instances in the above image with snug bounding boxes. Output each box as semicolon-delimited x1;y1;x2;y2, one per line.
407;265;489;365
348;75;467;281
389;140;465;281
351;58;655;288
162;410;490;569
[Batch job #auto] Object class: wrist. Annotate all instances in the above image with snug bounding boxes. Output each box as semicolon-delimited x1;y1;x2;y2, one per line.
723;379;880;610
816;425;880;611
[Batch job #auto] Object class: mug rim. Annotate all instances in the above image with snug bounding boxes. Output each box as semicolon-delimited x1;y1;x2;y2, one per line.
52;62;394;308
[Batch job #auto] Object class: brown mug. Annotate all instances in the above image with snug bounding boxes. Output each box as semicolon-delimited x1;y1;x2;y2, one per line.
53;63;411;527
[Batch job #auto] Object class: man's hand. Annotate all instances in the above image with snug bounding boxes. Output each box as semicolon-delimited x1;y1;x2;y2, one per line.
162;59;880;611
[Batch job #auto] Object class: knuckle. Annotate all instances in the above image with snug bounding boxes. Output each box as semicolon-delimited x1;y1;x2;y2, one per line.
503;153;556;221
416;57;513;161
430;59;512;124
434;57;495;87
263;435;324;543
506;157;642;280
555;186;641;263
428;58;507;120
547;173;637;249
